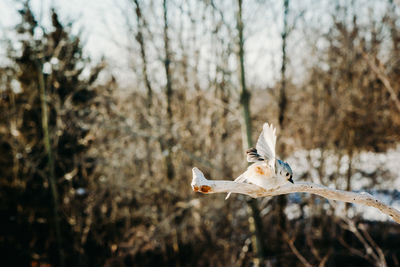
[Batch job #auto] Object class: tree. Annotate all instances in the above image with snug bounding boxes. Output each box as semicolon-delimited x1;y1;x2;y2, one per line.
236;0;266;265
0;4;110;266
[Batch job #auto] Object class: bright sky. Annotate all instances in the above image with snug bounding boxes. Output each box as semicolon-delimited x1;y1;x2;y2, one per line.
0;0;314;88
2;0;389;88
0;0;122;59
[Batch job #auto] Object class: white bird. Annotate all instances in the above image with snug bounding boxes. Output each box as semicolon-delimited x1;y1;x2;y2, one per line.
226;122;293;199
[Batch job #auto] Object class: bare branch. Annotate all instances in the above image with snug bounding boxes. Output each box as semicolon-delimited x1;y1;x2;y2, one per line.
362;52;400;113
191;167;400;224
281;230;313;267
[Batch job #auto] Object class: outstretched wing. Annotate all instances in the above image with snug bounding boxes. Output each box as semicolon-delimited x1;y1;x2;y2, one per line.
255;122;276;162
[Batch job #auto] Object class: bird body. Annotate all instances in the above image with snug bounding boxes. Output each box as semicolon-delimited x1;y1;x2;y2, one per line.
243;162;288;189
226;122;293;199
243;161;287;189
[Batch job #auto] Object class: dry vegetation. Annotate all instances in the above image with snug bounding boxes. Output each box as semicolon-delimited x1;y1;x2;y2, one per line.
1;0;400;266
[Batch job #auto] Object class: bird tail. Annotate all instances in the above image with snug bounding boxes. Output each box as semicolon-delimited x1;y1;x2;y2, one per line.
225;174;246;200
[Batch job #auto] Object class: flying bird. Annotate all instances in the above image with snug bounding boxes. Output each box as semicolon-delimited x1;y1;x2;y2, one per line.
226;122;293;199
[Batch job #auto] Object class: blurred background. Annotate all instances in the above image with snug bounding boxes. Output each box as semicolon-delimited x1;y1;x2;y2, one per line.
1;0;400;266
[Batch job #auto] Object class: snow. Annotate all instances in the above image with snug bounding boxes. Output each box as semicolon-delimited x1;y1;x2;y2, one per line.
284;146;400;222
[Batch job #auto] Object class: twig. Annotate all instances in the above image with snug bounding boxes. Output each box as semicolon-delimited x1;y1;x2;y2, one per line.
281;230;313;267
318;250;332;267
337;218;386;267
359;223;387;267
191;167;400;224
362;53;400;113
234;238;252;267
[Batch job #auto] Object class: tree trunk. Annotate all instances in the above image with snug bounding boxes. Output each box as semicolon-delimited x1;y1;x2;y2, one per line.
278;0;289;128
276;0;290;254
36;60;65;267
345;150;353;211
162;1;179;264
133;0;154;177
133;0;153;108
162;0;175;181
237;0;266;265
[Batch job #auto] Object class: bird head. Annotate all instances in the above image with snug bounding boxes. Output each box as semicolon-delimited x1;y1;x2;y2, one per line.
276;159;294;183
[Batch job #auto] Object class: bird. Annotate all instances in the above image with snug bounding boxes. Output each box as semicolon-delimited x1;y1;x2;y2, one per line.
226;122;293;199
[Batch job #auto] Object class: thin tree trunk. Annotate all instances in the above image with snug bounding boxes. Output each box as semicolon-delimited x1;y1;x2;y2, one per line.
133;0;154;177
162;1;179;264
346;151;353;192
162;0;175;181
163;0;173;124
276;0;290;253
345;150;353;211
278;0;289;128
133;0;153;108
237;0;265;265
36;60;65;267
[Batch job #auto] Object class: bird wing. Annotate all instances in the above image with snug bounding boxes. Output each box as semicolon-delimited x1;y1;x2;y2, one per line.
255;122;276;163
246;147;264;162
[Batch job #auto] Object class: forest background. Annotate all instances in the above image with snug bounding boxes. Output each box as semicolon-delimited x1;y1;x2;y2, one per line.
1;0;400;266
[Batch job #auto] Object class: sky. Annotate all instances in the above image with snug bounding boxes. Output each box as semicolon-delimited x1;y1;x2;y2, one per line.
1;0;394;88
0;0;122;61
0;0;290;88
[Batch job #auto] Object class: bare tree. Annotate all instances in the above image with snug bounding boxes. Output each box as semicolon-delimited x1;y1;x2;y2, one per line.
132;0;154;177
278;0;289;128
36;58;65;267
161;0;175;181
236;0;266;265
275;0;290;250
133;0;153;108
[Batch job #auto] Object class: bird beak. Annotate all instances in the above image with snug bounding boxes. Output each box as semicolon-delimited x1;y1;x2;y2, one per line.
288;177;294;184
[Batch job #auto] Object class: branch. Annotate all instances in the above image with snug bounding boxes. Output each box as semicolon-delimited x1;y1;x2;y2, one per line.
281;230;313;267
191;167;400;224
362;52;400;113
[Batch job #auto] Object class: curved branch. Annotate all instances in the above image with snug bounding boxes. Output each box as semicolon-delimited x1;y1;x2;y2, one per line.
191;167;400;224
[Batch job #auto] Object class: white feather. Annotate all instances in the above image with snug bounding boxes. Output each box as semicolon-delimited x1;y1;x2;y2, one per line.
226;162;287;198
225;122;292;201
243;163;287;189
256;123;276;162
